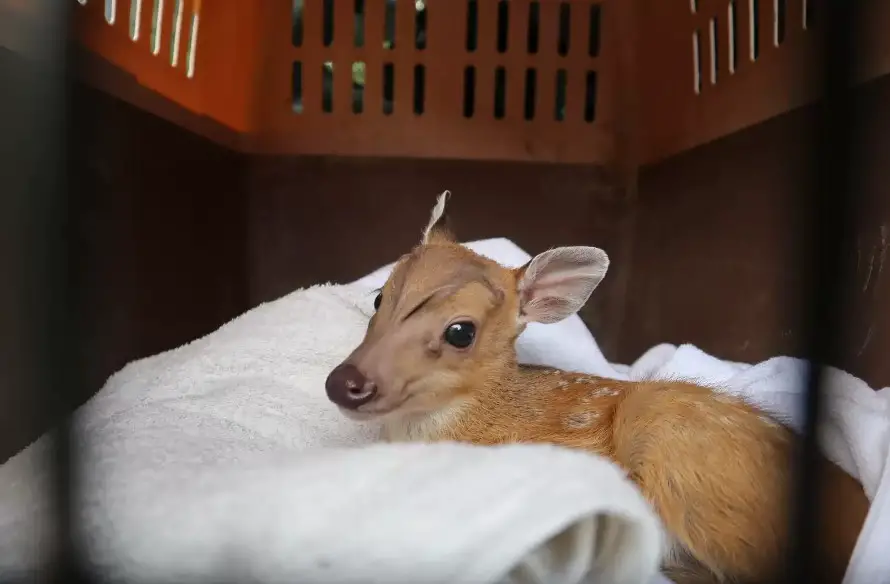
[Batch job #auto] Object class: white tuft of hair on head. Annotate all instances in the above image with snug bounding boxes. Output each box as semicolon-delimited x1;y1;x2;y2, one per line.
421;190;451;244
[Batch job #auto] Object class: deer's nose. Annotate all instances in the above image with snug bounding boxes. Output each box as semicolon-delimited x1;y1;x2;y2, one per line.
325;363;378;409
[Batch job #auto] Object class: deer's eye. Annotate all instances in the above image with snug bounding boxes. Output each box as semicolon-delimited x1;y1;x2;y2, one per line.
373;292;382;311
444;321;476;349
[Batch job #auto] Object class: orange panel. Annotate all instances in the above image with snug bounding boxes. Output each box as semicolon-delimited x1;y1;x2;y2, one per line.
58;0;890;163
251;0;615;163
634;0;890;166
71;0;262;135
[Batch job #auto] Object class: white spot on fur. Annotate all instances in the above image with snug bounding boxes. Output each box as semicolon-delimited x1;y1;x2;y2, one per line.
589;387;619;398
421;190;450;243
555;380;570;389
384;400;464;442
564;412;597;429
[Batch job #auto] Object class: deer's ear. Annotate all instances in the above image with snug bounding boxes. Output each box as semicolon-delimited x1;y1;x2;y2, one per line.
421;190;455;244
514;246;609;324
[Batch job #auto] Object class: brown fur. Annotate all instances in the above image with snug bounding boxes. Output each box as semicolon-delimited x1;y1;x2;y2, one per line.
327;196;870;584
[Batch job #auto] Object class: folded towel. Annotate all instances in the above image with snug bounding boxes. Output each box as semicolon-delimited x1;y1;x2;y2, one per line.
0;239;665;584
0;440;664;584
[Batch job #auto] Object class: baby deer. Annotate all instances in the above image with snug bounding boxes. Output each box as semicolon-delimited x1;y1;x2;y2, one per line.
325;193;868;584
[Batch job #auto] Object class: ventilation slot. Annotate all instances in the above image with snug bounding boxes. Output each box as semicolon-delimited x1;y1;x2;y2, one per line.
292;61;303;113
414;64;425;114
692;29;702;94
709;17;718;85
130;0;142;40
152;0;165;55
584;71;597;122
353;61;365;114
185;8;199;78
323;0;334;47
524;68;536;120
466;0;478;52
354;0;364;47
105;0;116;24
557;2;570;56
292;0;304;46
415;1;427;50
749;0;759;61
384;1;396;49
322;63;333;113
527;1;540;54
588;4;601;57
803;0;814;30
774;0;786;46
728;0;737;73
554;69;567;121
383;63;394;114
496;0;508;53
690;0;698;13
463;66;476;118
170;0;183;67
494;67;506;119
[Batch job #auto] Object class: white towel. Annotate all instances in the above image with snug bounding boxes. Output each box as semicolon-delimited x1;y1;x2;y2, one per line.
2;237;887;584
0;440;663;584
0;239;666;584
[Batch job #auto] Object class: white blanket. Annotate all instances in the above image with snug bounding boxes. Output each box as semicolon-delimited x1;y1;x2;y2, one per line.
1;237;888;584
0;239;666;584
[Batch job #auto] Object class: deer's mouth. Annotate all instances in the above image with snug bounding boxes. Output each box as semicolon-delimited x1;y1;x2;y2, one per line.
337;393;411;421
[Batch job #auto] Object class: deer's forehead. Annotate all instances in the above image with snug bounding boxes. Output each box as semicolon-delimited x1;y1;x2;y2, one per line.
390;249;498;296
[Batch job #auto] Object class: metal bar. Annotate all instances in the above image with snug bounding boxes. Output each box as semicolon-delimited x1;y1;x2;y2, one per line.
3;2;90;583
789;0;862;582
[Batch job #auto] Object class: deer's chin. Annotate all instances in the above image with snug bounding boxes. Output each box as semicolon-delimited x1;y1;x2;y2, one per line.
336;407;383;421
337;393;411;421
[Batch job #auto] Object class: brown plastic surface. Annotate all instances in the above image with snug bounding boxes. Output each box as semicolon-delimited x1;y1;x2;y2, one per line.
66;0;616;163
626;71;890;387
256;0;615;162
71;0;262;135
634;0;890;165
26;1;890;163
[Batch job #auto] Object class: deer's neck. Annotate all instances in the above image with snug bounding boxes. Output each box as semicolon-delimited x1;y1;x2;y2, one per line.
383;363;625;454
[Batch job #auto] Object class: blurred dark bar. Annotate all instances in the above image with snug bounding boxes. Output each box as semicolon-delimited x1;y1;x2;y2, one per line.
1;1;89;582
790;1;863;583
